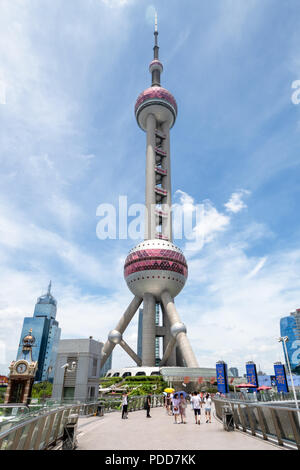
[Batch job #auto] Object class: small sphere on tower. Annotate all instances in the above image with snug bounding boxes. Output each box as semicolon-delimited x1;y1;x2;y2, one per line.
108;330;122;345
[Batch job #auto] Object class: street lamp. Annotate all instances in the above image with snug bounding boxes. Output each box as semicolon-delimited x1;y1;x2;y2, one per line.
278;336;299;414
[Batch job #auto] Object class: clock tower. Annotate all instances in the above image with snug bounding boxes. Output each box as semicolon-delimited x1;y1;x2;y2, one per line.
5;329;38;404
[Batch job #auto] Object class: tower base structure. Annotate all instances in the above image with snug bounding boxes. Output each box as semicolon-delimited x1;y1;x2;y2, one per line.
100;294;199;369
102;366;217;395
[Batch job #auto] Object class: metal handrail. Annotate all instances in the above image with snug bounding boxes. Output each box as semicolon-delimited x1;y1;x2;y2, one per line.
221;391;300;403
0;403;81;450
0;395;164;450
213;397;300;450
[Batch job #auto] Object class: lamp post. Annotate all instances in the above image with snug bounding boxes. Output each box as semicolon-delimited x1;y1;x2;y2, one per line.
278;336;299;415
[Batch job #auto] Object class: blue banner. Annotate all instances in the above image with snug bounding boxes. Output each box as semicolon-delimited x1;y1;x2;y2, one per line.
216;362;229;394
246;362;258;390
274;363;289;393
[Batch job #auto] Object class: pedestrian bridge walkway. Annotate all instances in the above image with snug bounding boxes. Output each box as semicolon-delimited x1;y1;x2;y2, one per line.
77;406;279;451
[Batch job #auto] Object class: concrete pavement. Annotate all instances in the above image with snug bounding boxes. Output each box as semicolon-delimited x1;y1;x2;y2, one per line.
77;405;280;450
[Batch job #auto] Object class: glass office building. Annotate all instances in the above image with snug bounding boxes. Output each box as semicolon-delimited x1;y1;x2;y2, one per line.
100;352;112;377
137;304;161;366
229;367;239;377
280;309;300;375
16;282;61;382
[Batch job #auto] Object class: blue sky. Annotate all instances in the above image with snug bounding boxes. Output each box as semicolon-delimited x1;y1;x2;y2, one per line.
0;0;300;375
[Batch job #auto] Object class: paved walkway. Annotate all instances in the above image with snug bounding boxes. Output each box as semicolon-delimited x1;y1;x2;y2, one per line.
77;406;279;450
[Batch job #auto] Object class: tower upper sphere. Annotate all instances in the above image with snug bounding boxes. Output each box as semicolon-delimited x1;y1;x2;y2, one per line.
135;86;177;130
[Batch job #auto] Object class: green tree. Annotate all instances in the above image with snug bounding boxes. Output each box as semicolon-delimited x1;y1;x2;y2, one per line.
31;381;53;399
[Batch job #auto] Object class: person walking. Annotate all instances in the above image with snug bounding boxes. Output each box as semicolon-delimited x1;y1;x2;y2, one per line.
166;393;172;415
179;393;187;424
145;393;152;418
191;391;201;425
172;393;180;424
189;393;194;411
204;393;212;423
121;392;128;419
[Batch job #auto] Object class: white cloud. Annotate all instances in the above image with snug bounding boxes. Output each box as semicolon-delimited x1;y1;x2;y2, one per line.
224;190;250;214
100;0;134;7
246;256;267;279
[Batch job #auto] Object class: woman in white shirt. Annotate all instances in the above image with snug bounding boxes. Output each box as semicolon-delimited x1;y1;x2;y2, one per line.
204;393;212;423
191;391;201;425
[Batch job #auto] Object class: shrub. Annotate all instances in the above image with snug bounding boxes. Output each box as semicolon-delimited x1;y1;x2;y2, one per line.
31;381;53;399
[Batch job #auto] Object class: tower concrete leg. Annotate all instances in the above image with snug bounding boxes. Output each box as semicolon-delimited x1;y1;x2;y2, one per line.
120;339;142;366
161;291;198;368
142;293;156;366
161;304;176;366
100;296;142;368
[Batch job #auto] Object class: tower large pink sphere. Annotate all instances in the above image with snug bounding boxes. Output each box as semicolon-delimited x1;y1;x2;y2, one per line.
124;239;188;300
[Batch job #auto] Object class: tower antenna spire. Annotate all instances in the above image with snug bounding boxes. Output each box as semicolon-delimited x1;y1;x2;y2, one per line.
150;11;162;86
153;11;159;59
47;280;52;296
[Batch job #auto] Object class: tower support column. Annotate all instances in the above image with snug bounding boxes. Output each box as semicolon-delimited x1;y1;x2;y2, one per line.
161;304;176;366
142;293;156;366
100;296;142;368
161;291;198;368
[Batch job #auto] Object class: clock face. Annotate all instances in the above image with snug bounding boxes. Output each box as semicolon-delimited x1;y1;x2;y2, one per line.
16;362;27;374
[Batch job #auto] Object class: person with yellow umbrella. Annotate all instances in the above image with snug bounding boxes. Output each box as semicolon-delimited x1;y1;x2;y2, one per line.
164;387;175;393
164;388;175;416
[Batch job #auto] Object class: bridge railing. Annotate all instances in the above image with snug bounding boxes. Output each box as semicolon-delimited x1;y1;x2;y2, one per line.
0;404;81;450
213;397;300;450
224;390;300;403
0;395;164;450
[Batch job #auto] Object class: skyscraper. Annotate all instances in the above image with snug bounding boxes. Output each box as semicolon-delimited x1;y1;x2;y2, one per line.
229;367;239;378
137;304;162;366
16;282;61;382
100;16;198;370
280;309;300;375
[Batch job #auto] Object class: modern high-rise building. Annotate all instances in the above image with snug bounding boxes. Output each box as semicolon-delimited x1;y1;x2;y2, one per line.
100;16;198;370
100;351;112;377
280;309;300;375
16;282;61;382
229;367;239;378
137;304;161;366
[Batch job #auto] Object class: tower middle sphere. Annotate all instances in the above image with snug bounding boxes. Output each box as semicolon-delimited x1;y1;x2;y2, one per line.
124;239;188;300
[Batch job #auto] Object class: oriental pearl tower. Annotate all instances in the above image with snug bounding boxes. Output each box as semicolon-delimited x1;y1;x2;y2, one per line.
100;16;198;369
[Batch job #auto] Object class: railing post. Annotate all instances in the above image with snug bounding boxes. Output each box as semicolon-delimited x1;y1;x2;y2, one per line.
256;407;268;440
33;416;47;450
44;412;56;449
230;403;237;429
23;421;37;450
237;404;247;432
52;409;64;443
11;426;24;451
288;410;300;450
246;405;256;436
270;408;283;446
